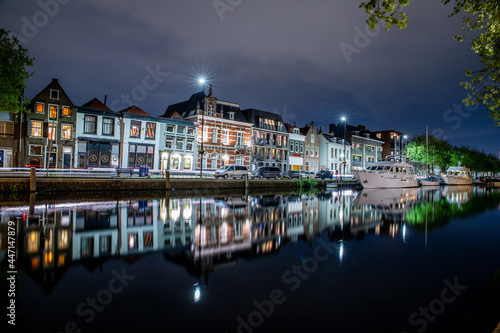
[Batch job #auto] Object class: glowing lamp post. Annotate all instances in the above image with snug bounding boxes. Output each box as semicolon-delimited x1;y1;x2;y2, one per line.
198;78;206;178
341;117;347;180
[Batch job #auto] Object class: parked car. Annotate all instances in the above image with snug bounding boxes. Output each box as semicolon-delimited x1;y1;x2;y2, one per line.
282;170;301;179
316;170;334;179
251;166;282;179
299;171;311;178
214;165;248;179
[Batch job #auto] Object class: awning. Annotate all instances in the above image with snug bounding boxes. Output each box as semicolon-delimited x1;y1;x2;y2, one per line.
78;136;122;143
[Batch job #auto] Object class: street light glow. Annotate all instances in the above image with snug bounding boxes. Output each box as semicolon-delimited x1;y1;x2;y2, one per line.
341;116;346;122
198;78;206;84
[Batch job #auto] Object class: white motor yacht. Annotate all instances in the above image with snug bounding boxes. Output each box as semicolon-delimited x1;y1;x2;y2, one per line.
442;164;472;185
353;156;419;189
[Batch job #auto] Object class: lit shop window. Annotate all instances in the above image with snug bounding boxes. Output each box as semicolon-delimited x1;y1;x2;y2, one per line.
130;120;141;138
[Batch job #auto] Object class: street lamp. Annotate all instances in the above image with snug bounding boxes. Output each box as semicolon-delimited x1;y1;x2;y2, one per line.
198;78;206;178
341;117;347;181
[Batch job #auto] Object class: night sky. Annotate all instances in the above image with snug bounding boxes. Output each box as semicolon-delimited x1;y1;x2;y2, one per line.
1;0;498;156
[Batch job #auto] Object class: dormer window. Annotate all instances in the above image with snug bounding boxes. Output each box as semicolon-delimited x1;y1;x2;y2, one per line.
228;112;235;120
293;128;299;135
50;89;59;100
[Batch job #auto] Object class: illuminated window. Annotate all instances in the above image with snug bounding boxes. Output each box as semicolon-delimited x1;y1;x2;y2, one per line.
49;105;58;120
36;102;44;113
62;106;72;116
128;233;138;250
27;231;39;253
58;229;69;249
84;115;97;134
145;122;156;139
183;157;192;170
31;258;39;270
58;254;66;266
44;251;54;268
48;123;56;140
130;120;141;138
30;121;43;137
0;121;14;138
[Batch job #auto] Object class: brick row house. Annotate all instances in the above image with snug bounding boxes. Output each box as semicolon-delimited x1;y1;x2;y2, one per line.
163;85;252;170
19;78;77;168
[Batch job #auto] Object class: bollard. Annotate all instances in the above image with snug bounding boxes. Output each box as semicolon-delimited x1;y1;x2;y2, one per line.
165;170;170;190
29;192;36;216
30;167;36;192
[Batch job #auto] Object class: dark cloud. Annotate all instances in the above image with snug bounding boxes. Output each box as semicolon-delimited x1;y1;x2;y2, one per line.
1;0;498;155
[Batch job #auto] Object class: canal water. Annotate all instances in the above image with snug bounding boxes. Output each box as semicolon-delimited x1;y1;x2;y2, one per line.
1;186;500;333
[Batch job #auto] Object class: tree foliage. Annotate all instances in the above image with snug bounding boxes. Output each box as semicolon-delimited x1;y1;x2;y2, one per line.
360;0;500;126
0;28;34;113
405;134;500;173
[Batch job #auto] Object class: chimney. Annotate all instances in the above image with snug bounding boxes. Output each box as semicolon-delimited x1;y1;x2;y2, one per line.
52;78;58;83
104;95;107;105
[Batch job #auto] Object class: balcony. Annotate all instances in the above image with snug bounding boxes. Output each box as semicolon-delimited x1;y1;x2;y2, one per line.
235;144;248;151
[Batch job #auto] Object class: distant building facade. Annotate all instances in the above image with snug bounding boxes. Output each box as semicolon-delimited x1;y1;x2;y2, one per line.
243;108;289;172
286;124;305;171
164;85;252;170
330;123;383;171
300;122;320;172
19;78;77;168
372;130;408;159
158;117;198;172
319;132;351;174
76;98;121;168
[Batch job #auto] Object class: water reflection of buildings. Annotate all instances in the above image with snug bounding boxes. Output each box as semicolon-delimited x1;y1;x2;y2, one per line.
351;188;419;240
1;188;422;291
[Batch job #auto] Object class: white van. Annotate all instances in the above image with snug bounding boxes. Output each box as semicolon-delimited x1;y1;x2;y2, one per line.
214;165;249;179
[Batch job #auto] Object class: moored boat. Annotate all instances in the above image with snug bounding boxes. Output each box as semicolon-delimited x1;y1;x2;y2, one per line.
421;175;440;186
353;156;419;189
442;164;472;185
